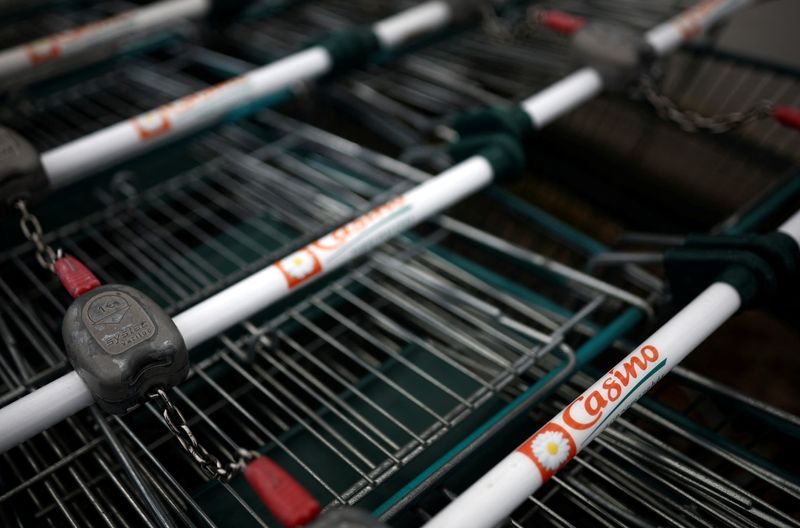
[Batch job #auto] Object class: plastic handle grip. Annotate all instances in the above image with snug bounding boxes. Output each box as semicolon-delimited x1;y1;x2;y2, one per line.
244;456;321;528
774;106;800;131
538;10;587;35
54;256;101;298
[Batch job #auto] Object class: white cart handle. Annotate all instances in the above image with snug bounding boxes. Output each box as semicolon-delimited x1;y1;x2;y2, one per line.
0;0;212;81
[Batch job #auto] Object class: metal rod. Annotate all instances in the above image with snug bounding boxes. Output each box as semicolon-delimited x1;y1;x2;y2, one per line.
89;406;176;528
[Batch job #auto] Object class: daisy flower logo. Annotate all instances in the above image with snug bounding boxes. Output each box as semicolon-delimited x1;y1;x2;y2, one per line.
276;248;322;288
531;430;569;471
283;252;315;279
132;110;171;140
26;38;61;64
518;423;576;483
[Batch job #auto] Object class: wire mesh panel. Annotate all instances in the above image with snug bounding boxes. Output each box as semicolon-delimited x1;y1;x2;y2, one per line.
3;42;209;151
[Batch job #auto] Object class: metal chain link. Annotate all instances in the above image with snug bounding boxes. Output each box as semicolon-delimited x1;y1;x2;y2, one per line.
150;388;258;482
479;7;774;135
14;200;62;272
633;72;774;134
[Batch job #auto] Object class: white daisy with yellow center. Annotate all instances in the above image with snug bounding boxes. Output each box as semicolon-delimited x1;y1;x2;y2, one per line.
531;430;570;471
137;111;166;132
30;39;55;55
281;251;316;280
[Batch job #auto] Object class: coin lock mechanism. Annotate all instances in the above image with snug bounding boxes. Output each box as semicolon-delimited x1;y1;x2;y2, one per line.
62;284;188;414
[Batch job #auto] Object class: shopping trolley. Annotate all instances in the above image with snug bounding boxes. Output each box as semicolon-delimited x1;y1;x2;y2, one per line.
0;106;653;526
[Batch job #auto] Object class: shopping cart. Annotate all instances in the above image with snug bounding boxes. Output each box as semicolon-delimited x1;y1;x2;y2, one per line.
0;106;653;526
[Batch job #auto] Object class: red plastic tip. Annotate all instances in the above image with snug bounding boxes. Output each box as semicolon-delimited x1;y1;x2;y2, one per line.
244;456;321;528
54;256;101;298
537;10;587;35
773;106;800;131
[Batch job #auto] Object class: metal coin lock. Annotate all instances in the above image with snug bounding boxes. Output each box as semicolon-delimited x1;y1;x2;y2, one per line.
62;284;188;414
571;21;651;90
0;125;49;208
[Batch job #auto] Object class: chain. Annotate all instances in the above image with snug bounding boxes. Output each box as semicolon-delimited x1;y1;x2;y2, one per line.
633;72;774;134
14;200;62;272
150;388;258;482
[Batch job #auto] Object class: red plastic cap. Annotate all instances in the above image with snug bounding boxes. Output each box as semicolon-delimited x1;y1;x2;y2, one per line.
54;256;101;298
537;10;587;35
244;456;320;528
774;106;800;131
